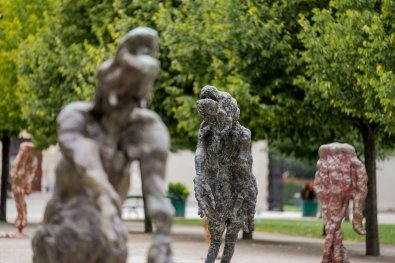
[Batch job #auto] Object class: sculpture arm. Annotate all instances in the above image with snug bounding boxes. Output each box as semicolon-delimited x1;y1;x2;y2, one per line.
233;129;256;232
194;124;215;218
25;161;37;195
351;158;368;235
57;105;121;211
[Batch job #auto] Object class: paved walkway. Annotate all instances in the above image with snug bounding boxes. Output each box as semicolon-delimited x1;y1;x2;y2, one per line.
1;221;395;263
0;193;394;262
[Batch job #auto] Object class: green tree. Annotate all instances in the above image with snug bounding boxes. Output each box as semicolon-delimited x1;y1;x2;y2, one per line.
17;0;181;150
17;0;121;149
0;0;54;221
155;0;338;155
297;0;395;255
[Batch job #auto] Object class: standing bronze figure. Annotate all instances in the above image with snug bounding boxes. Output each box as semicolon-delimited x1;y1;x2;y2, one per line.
194;85;257;263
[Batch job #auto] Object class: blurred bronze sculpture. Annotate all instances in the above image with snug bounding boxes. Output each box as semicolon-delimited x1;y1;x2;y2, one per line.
33;27;174;263
194;85;257;263
314;143;368;263
11;142;36;234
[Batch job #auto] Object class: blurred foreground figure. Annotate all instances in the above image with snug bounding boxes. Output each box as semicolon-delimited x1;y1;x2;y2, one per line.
33;27;174;263
314;143;367;263
11;142;36;234
194;86;257;263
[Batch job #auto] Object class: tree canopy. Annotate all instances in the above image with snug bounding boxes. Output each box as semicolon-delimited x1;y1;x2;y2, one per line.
0;0;54;137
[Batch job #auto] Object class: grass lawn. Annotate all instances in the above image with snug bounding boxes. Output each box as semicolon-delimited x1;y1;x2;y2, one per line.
170;218;395;245
283;205;300;212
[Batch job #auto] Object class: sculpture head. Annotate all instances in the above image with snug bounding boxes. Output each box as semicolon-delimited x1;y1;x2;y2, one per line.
117;27;158;57
19;142;34;155
197;85;240;134
94;27;160;115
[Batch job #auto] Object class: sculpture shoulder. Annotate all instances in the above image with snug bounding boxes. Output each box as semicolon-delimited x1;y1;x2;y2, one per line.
234;124;251;144
129;108;165;127
57;102;92;131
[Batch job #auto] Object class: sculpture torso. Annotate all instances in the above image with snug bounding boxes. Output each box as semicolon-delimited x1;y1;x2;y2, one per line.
33;27;174;263
57;101;169;200
194;85;257;263
200;122;250;219
314;143;367;263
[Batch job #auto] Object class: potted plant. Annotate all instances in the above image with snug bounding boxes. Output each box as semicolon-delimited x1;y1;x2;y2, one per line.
300;182;318;217
167;182;189;217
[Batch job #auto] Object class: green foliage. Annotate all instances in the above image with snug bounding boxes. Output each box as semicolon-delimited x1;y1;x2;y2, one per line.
167;181;189;199
155;0;352;156
15;0;182;149
16;0;123;149
297;1;395;135
3;0;395;161
283;158;316;179
0;0;54;136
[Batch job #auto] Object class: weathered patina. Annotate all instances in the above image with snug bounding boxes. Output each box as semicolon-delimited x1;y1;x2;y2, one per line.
32;27;174;263
314;143;368;263
194;85;257;263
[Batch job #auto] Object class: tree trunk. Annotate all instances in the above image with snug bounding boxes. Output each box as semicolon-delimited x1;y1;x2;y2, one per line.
362;126;380;256
0;134;11;221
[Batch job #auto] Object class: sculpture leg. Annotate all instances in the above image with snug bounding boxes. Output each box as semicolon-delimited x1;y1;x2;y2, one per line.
221;219;242;263
333;228;349;263
322;223;335;263
13;190;26;232
205;219;226;263
140;159;174;263
146;195;174;263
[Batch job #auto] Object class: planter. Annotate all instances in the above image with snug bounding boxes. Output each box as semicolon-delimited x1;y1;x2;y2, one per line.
169;197;186;217
302;200;318;217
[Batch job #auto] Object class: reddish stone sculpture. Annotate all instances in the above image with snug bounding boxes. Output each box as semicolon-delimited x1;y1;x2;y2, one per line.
314;143;368;263
11;142;36;233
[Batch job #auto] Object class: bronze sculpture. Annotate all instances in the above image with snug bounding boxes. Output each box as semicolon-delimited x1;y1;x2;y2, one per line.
32;27;174;263
194;85;257;263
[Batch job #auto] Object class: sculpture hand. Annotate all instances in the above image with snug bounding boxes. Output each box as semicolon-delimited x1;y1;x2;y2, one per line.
25;185;32;195
86;169;122;216
243;216;255;233
352;208;366;235
197;199;211;218
98;182;122;217
201;182;216;209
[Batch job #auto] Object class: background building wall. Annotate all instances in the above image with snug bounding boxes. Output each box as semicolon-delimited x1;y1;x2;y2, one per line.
377;155;395;212
40;143;395;212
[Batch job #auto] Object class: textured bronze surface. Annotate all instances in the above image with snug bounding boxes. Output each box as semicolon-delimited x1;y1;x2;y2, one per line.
32;28;174;263
194;86;257;263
